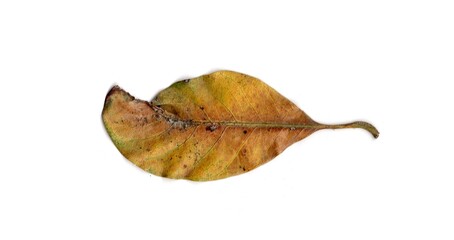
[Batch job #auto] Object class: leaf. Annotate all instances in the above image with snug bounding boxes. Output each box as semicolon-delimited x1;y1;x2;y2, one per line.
102;70;379;181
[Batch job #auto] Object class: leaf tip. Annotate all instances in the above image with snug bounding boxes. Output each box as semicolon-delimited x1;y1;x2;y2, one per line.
106;85;122;98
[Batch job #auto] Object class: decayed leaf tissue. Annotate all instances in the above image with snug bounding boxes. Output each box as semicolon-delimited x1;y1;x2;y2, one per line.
102;70;379;181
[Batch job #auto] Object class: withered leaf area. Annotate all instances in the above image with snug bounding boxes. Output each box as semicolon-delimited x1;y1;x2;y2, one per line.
102;70;378;181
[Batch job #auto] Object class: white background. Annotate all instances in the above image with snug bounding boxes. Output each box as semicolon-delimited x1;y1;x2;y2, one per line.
1;1;453;239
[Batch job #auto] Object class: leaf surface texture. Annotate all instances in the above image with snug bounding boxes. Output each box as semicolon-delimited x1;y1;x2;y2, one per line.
102;71;378;181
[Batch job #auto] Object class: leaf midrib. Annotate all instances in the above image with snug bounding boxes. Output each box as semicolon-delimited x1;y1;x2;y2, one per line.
190;120;322;129
150;98;378;138
152;104;321;130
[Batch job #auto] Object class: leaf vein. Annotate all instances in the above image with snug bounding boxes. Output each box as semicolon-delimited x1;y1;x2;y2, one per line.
186;126;229;178
218;127;257;177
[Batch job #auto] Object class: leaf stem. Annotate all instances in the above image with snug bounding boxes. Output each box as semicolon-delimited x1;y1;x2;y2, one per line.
319;121;379;139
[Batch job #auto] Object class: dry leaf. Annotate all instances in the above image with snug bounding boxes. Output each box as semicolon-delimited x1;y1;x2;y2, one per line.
102;70;378;181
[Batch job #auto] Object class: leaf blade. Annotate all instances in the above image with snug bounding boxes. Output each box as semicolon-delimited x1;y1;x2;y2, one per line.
102;70;378;181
